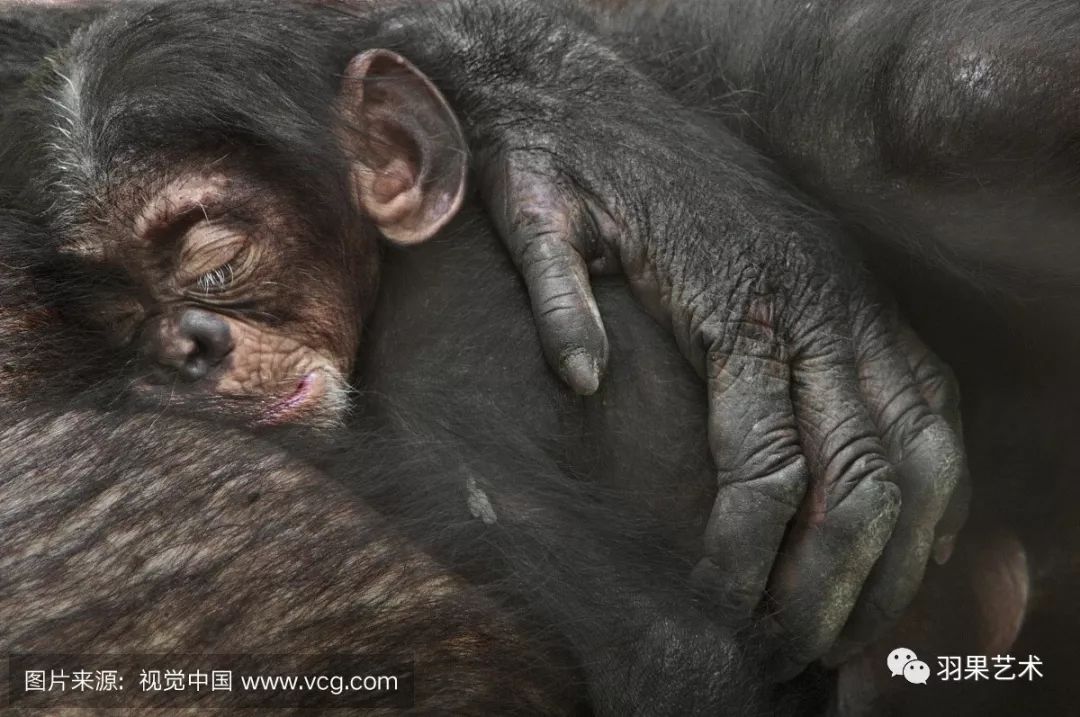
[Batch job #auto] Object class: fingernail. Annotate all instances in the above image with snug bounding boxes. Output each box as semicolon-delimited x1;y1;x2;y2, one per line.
933;534;956;565
561;349;600;395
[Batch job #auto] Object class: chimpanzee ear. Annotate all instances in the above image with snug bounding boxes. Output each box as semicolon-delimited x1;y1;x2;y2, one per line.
339;49;468;245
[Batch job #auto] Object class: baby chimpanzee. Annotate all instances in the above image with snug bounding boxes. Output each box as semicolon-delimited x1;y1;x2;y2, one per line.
2;0;966;675
18;41;467;424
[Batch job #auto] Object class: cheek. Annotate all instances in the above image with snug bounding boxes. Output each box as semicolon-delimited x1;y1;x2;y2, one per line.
212;320;338;396
329;320;362;374
304;288;366;373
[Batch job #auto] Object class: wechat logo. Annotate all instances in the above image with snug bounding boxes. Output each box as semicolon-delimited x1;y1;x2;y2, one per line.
888;647;930;685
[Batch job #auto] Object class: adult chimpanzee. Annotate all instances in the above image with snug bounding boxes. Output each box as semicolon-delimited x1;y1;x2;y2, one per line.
8;0;1062;712
0;378;800;715
581;1;1080;713
0;215;816;714
0;0;967;681
0;402;582;714
0;4;859;714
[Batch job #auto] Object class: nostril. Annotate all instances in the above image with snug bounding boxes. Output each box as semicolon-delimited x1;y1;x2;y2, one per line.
179;354;209;383
147;309;233;382
179;309;233;365
191;333;229;364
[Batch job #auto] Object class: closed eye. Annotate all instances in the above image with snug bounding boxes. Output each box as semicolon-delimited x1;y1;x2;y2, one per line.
194;261;236;294
180;223;253;297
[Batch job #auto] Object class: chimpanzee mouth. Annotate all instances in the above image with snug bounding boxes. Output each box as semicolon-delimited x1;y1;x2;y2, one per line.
260;370;325;424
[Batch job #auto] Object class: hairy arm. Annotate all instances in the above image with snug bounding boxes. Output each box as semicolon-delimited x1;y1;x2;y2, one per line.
595;0;1080;285
341;0;968;672
0;409;569;713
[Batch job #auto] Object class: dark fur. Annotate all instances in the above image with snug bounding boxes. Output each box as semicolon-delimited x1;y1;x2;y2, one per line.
0;208;797;715
599;0;1080;286
0;407;579;715
0;4;810;715
6;0;1077;714
594;2;1080;713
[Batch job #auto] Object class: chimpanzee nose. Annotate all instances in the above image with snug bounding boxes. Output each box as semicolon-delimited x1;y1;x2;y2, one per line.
152;308;233;382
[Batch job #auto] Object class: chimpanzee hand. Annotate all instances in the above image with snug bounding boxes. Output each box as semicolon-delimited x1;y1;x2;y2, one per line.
366;0;969;673
487;149;971;674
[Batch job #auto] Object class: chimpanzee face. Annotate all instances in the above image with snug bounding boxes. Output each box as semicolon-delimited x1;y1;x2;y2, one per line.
35;34;468;425
60;159;372;425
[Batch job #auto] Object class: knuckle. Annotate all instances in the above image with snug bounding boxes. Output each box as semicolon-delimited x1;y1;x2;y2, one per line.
535;301;583;327
827;476;902;555
829;454;899;514
881;392;938;449
816;417;890;487
920;358;962;412
720;454;809;510
524;277;593;325
710;408;800;468
517;225;572;269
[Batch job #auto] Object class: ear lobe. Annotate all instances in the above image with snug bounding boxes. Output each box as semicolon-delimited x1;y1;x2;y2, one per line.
340;49;468;245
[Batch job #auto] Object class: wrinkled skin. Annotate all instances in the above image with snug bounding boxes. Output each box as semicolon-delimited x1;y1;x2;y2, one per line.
0;214;796;716
582;0;1080;711
7;0;1080;711
0;0;967;675
361;0;968;671
2;8;459;429
64;164;365;424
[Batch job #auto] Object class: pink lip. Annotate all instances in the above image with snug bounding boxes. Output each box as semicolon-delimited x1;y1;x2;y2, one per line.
261;371;320;423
